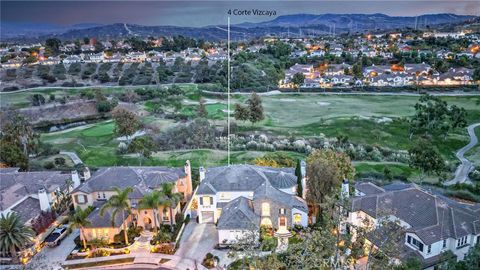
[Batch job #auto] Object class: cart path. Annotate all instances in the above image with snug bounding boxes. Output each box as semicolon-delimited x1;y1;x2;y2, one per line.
445;123;480;186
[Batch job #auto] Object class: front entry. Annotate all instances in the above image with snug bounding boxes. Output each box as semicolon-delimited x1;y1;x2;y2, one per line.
201;211;214;223
143;216;152;230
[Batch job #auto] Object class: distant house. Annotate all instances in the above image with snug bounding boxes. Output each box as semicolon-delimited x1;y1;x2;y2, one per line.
326;75;354;86
63;55;82;64
1;57;24;69
87;52;105;63
125;52;146;62
437;68;474;85
0;168;80;225
281;63;315;88
324;63;351;76
404;63;431;76
71;164;193;243
80;44;95;52
347;182;480;270
363;65;391;78
369;73;414;86
195;165;308;246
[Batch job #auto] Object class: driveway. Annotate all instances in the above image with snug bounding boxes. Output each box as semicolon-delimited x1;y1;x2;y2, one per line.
26;229;79;269
175;222;217;264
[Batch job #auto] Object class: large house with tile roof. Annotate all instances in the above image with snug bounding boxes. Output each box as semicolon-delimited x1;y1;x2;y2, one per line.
195;164;308;245
0;168;80;225
348;182;480;270
71;162;192;243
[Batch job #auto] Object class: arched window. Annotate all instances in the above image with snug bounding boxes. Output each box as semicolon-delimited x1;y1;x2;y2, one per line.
293;213;302;225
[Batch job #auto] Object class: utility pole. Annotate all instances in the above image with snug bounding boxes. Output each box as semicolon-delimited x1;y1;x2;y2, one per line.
227;16;231;166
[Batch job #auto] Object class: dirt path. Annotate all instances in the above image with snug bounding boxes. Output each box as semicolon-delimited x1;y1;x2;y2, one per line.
445;123;480;186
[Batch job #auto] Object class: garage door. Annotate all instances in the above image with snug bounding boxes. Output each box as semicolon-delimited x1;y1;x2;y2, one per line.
201;211;214;223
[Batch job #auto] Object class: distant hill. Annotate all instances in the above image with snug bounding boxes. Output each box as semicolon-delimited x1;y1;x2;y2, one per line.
236;13;476;29
0;22;102;40
1;13;477;42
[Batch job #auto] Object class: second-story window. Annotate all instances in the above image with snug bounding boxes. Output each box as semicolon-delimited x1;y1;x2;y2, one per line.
278;208;286;215
443;239;447;249
427;245;431;254
262;202;270;216
201;196;212;206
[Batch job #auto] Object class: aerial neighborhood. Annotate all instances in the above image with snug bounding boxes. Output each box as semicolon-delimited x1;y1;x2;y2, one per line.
0;5;480;270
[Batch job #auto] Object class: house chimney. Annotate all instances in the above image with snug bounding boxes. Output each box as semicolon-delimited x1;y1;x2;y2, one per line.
83;167;91;181
300;160;307;199
300;160;306;177
199;166;206;182
341;179;350;199
184;160;193;198
38;188;51;211
71;171;81;190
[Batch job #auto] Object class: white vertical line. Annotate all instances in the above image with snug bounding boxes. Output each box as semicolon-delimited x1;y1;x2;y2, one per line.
227;16;231;166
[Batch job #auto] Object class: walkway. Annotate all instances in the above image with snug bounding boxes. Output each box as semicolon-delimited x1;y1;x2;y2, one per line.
59;151;83;165
445;123;480;185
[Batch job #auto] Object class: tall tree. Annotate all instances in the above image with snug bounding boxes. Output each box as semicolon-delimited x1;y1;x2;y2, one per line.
0;112;38;170
306;149;355;218
69;207;92;250
138;190;164;233
291;72;305;90
408;137;445;179
112;108;140;141
160;183;183;232
0;212;34;263
295;159;303;197
246;93;265;125
197;98;208;118
234;103;249;122
409;94;467;139
128;136;155;165
100;187;133;245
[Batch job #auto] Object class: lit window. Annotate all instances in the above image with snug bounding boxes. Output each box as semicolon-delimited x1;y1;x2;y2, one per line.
202;196;212;206
77;195;86;204
294;214;302;225
261;203;270;216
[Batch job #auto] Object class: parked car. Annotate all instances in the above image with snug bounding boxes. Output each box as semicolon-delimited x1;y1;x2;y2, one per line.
44;225;69;247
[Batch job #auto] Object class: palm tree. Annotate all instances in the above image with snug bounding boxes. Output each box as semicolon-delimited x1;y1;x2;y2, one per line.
138;190;163;233
100;187;133;245
0;212;34;263
69;207;91;250
160;183;183;232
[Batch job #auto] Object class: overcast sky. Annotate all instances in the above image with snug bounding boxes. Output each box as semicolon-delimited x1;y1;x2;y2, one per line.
2;1;479;27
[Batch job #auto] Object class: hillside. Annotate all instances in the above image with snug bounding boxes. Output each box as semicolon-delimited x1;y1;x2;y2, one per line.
2;13;477;42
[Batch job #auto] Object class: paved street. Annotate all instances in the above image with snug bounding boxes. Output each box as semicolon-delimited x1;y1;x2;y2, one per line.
175;222;218;265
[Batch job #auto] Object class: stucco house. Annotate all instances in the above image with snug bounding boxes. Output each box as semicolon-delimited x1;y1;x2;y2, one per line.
347;182;480;270
71;163;192;243
195;165;308;245
0;168;80;225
